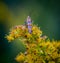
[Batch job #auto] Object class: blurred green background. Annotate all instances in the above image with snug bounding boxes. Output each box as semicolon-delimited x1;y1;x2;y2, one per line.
0;0;60;63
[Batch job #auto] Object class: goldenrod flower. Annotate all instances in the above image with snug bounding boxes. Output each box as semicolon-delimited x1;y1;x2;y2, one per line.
6;35;14;42
25;33;31;38
48;61;55;63
36;38;41;43
30;43;37;47
51;52;58;59
6;16;60;63
15;53;25;62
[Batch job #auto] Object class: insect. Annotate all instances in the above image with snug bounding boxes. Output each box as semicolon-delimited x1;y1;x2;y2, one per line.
25;16;32;33
14;16;32;34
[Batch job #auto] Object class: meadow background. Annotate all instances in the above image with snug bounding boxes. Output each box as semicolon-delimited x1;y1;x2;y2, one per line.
0;0;60;63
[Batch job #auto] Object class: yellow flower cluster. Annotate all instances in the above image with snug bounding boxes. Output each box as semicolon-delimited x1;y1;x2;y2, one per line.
6;24;60;63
